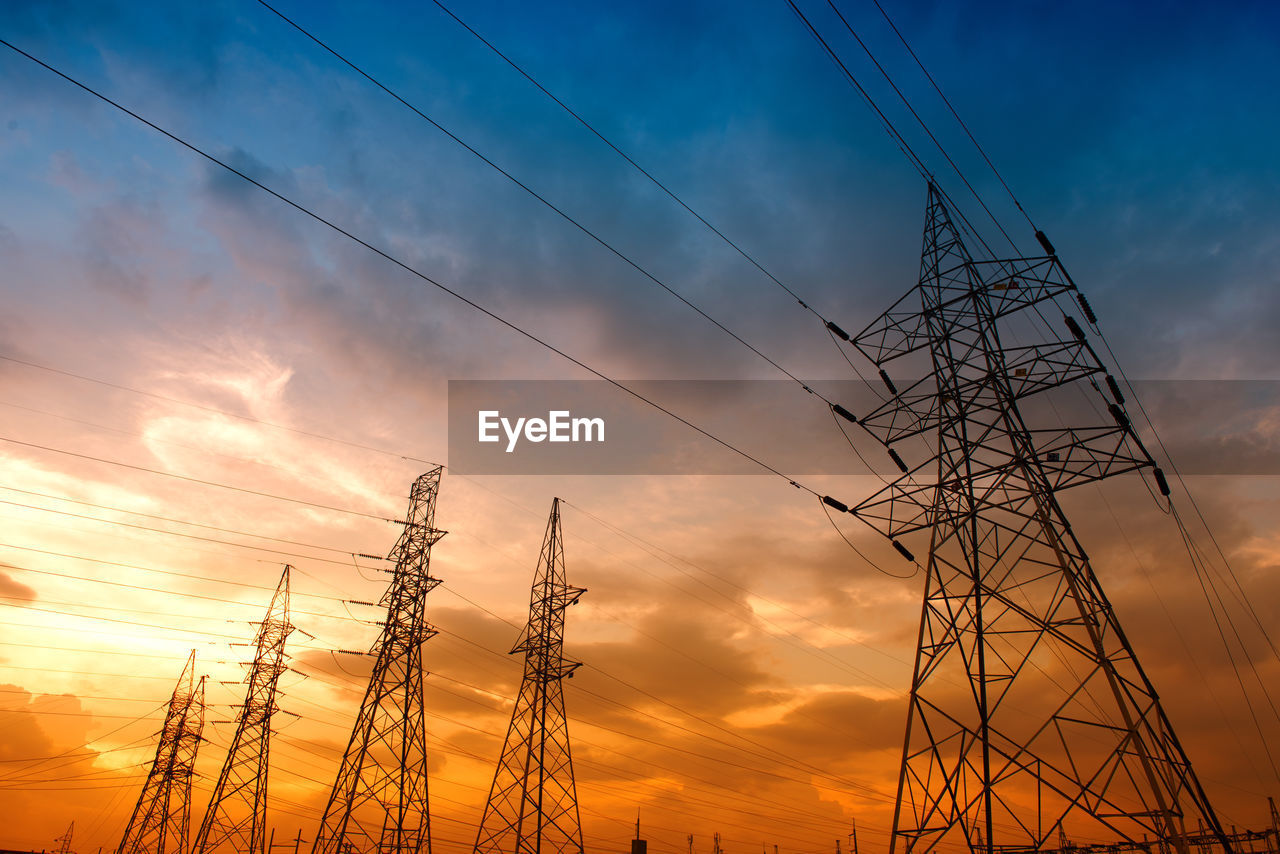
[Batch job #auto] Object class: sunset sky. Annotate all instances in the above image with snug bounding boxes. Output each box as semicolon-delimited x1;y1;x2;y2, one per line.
2;2;1279;854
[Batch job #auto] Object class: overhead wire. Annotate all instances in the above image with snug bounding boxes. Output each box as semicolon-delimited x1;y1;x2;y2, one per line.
0;435;397;522
867;0;1037;232
286;663;877;829
425;0;835;328
825;0;1020;256
0;397;370;486
0;541;360;604
246;0;936;566
1172;503;1280;781
253;0;834;405
819;497;916;579
0;353;440;466
0;495;377;568
0;37;823;500
781;0;1006;269
0;484;380;557
1;478;910;767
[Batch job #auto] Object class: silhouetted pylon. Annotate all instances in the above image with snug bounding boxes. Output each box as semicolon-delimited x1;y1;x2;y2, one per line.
192;565;295;854
118;651;208;854
313;469;445;854
54;821;75;854
849;184;1232;853
474;497;585;854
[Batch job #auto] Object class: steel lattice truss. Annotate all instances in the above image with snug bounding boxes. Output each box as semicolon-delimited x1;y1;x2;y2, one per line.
474;498;585;854
118;652;207;854
192;566;295;854
313;469;445;854
849;185;1231;854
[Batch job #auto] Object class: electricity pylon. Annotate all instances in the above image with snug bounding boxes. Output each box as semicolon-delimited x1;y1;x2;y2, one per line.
192;566;295;854
847;184;1231;854
54;821;75;854
313;469;445;854
474;498;585;854
119;651;208;854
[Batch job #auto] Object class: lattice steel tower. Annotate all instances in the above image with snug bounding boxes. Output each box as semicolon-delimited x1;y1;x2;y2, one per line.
119;651;208;854
54;821;75;854
846;185;1231;854
313;469;445;854
474;498;585;854
192;565;295;854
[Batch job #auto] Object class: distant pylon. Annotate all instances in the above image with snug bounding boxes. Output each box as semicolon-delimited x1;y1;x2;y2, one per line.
473;498;585;854
54;821;75;854
848;184;1232;853
192;566;295;854
118;652;207;854
313;469;446;854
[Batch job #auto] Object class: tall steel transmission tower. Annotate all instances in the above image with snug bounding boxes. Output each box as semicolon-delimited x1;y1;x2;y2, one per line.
847;184;1231;854
192;565;295;854
474;497;586;854
313;469;445;854
54;821;75;854
119;651;208;854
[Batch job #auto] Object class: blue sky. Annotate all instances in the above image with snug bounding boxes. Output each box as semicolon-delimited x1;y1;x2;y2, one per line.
5;0;1279;383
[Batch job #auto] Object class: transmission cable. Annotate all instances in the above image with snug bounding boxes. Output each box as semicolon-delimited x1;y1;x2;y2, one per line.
0;484;379;557
782;0;1005;268
426;0;832;323
254;0;831;402
0;353;441;466
0;435;396;522
825;0;1020;254
0;496;376;569
0;541;356;604
868;0;1037;232
0;38;822;499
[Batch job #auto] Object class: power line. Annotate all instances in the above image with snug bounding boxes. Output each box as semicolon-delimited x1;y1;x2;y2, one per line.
426;0;830;324
824;0;1020;254
867;0;1037;231
255;0;832;403
0;495;377;568
0;558;358;620
0;435;396;522
0;541;354;603
0;37;823;499
0;485;377;557
0;353;440;466
289;663;874;831
0;599;259;641
781;0;1005;268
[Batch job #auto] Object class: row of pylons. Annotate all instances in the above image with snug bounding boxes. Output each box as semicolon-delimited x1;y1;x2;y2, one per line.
108;185;1277;854
114;468;585;854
